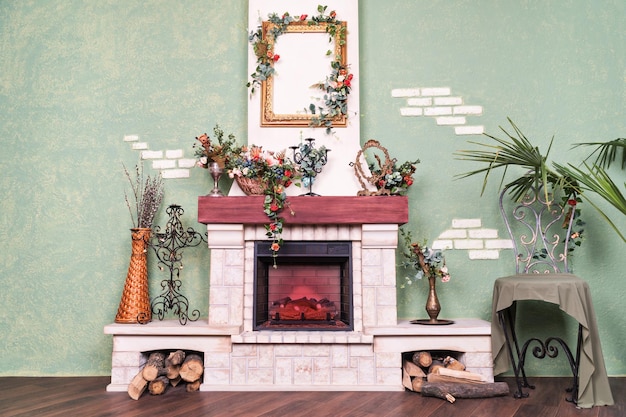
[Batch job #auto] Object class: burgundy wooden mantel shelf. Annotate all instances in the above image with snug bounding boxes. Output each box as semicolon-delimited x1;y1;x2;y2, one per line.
198;195;408;225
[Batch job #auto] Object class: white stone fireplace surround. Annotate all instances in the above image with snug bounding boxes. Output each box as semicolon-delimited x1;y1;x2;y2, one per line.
104;197;493;391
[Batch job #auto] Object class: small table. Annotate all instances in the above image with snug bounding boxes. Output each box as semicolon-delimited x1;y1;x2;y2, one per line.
491;273;614;408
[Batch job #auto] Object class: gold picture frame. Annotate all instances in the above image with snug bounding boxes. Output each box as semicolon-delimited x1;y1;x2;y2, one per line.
260;20;348;127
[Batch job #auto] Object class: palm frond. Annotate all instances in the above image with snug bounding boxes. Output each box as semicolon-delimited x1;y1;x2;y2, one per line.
572;138;626;169
554;162;626;242
454;117;557;202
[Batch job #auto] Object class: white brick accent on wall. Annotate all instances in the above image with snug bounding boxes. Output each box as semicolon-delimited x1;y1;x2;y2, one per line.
123;135;198;179
433;218;513;260
392;87;484;135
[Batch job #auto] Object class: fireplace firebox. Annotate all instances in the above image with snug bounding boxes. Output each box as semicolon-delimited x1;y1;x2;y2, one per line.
253;241;353;331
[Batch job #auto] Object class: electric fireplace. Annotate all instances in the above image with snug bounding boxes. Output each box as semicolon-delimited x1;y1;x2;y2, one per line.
253;241;353;330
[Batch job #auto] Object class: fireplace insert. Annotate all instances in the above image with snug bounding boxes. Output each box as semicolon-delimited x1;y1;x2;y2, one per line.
253;241;353;331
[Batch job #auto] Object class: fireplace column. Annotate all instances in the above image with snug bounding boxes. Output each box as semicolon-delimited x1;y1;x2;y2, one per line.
361;224;400;328
205;224;245;329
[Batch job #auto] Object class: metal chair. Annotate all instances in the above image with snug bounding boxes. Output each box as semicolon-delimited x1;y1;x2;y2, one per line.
491;181;612;406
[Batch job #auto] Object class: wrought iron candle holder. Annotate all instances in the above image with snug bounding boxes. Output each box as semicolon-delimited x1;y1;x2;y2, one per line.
146;204;205;325
290;138;330;196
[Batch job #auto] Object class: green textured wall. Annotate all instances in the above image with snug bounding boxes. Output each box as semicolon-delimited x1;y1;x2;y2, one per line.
0;1;624;377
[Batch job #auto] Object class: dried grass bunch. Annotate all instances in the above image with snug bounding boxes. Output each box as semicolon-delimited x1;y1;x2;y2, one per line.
123;163;165;229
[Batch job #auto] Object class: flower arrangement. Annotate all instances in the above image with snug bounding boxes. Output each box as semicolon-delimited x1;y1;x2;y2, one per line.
123;163;165;229
247;5;351;133
193;124;240;169
227;146;300;264
399;228;451;289
369;159;420;196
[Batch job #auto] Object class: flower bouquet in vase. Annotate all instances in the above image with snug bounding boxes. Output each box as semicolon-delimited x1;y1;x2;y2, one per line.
399;228;453;325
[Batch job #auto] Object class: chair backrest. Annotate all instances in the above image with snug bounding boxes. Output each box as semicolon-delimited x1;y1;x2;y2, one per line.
499;182;576;274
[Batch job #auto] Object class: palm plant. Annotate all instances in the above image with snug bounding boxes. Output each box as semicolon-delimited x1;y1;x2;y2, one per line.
455;118;625;242
454;118;572;203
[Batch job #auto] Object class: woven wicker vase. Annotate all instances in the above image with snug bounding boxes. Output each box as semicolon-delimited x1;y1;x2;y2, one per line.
114;228;152;324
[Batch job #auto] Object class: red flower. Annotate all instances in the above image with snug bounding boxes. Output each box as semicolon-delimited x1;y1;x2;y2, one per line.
271;242;281;252
343;79;351;87
567;199;577;206
284;169;292;178
404;177;413;186
330;10;336;19
300;14;308;20
269;223;277;231
270;203;279;212
273;54;280;62
284;180;292;187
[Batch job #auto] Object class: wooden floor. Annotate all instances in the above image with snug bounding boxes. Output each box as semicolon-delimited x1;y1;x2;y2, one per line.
0;376;623;417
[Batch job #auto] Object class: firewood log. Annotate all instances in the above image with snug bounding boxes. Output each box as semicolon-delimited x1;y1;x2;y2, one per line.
127;370;148;400
435;367;487;383
148;376;169;396
402;369;413;391
428;360;444;375
411;377;425;393
186;379;201;392
180;354;204;382
443;356;466;371
142;352;166;381
412;351;432;368
403;360;426;378
421;381;509;402
169;375;182;387
166;350;186;366
166;364;181;380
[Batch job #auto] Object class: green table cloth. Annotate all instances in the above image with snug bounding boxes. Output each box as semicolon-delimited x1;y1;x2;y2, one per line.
491;273;614;408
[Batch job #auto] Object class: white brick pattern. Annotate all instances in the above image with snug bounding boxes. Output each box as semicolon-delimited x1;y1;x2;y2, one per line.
433;218;513;260
123;135;200;179
392;87;484;135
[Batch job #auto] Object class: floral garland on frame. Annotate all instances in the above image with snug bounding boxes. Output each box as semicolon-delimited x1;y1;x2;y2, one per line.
247;5;351;134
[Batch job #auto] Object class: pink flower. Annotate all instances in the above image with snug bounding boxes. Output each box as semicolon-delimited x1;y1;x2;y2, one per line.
271;242;281;252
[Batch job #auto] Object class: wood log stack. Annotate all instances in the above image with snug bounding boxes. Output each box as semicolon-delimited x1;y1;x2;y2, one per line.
128;350;204;400
403;351;508;403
